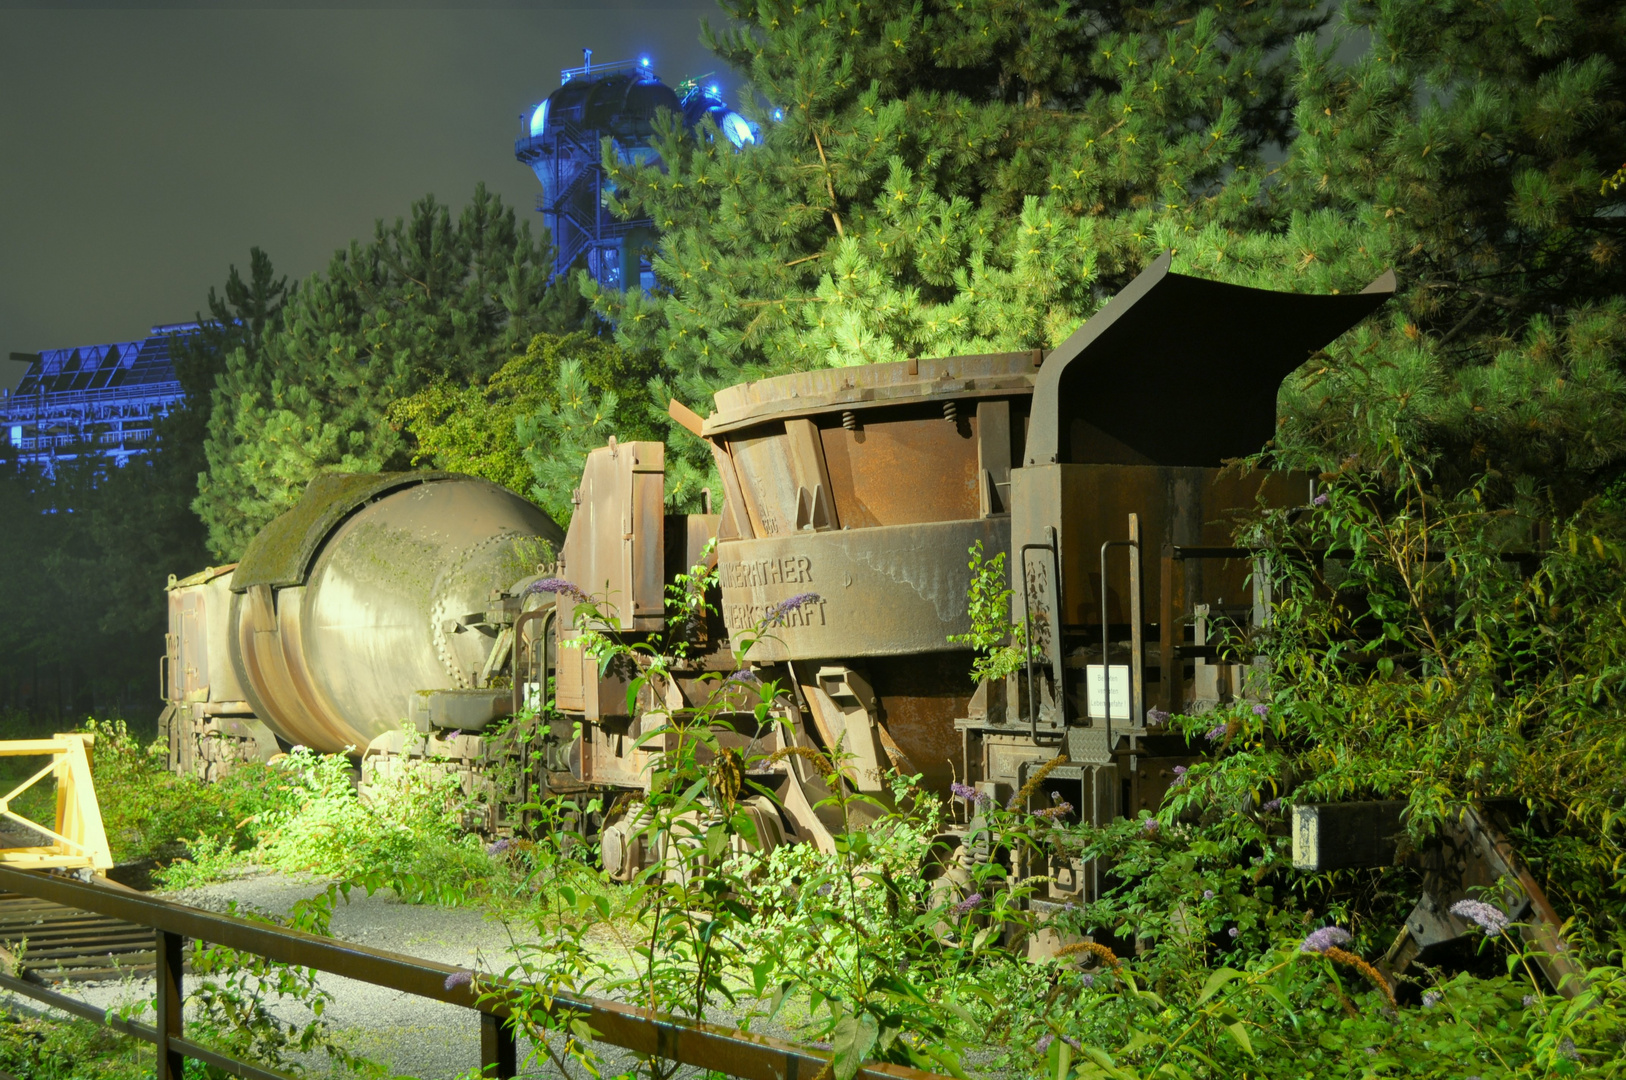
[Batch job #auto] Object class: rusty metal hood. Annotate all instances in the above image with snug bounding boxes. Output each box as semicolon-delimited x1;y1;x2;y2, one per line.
1025;254;1395;468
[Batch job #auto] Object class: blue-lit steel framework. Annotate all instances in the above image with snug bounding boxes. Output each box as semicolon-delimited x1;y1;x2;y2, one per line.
515;50;758;292
1;324;192;475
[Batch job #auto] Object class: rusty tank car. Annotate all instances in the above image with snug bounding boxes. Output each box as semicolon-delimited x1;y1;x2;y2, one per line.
163;254;1394;890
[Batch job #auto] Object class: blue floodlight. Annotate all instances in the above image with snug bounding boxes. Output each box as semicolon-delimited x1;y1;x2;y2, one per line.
721;111;756;148
707;83;721;97
640;56;651;67
529;100;549;137
771;108;784;121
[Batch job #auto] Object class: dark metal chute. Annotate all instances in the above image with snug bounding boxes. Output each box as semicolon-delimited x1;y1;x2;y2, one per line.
1025;253;1396;468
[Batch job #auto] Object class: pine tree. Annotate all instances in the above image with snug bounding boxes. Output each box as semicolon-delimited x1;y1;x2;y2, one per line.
590;0;1326;496
196;186;571;558
387;329;660;526
1266;0;1626;501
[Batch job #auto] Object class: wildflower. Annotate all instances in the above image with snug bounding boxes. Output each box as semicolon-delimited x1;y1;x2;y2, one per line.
1205;721;1229;742
952;892;983;915
1422;990;1442;1009
1300;926;1352;953
1141;817;1160;835
1251;703;1269;718
1262;798;1282;814
767;592;821;625
1170;765;1188;788
1033;800;1073;821
1449;899;1510;936
444;970;473;991
1522;994;1538;1008
816;882;834;897
289;744;308;754
1559;1036;1578;1061
1009;753;1069;809
1145;706;1169;728
1056;941;1120;969
1228;927;1239;939
1036;1034;1053;1054
527;577;587;602
951;781;992;809
485;838;511;856
1079;973;1094;988
724;668;760;685
1313;493;1330;506
1202;889;1214;900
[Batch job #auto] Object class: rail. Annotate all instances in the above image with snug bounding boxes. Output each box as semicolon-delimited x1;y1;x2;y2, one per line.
0;865;949;1080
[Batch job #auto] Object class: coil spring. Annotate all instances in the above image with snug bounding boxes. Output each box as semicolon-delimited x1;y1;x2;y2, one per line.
842;410;857;431
943;400;958;423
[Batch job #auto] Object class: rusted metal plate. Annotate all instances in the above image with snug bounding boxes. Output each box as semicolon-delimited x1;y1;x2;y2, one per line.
863;653;976;793
818;405;981;528
705;350;1039;435
1025;253;1394;468
558;441;665;632
719;518;1009;661
1013;463;1309;627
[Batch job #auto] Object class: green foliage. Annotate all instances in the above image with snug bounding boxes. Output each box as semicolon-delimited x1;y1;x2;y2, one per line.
0;1008;148;1080
1267;0;1626;503
81;718;281;864
592;0;1324;498
947;539;1029;683
389;330;662;526
194;186;576;559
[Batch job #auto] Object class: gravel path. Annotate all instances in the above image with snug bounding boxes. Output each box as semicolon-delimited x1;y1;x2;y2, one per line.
1;868;652;1078
0;868;838;1079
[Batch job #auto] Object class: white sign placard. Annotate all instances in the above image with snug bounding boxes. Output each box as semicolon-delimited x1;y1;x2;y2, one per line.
1085;664;1131;720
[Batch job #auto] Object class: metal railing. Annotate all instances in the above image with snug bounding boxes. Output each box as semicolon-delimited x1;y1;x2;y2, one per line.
0;865;947;1080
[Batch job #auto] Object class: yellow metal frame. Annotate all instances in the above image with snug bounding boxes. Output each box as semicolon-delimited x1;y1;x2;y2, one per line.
0;734;113;873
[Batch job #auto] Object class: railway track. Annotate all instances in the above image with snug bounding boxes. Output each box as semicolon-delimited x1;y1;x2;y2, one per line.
0;890;164;984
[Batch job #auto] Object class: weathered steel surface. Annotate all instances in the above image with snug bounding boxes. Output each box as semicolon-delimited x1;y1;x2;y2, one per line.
227;476;562;754
704;350;1040;436
719;517;1010;661
1025;253;1396;468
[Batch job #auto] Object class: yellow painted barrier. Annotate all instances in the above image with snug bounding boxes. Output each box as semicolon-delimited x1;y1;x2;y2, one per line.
0;734;113;873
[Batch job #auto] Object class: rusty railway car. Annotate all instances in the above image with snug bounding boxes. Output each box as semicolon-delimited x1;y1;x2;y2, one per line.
160;254;1393;900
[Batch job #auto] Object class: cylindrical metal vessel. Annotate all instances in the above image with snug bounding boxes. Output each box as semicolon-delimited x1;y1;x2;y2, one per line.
227;473;563;754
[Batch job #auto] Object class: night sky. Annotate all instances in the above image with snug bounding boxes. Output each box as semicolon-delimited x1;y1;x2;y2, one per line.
0;0;725;363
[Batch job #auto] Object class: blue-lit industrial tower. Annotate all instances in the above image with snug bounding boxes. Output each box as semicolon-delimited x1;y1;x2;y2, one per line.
515;50;757;292
1;325;191;475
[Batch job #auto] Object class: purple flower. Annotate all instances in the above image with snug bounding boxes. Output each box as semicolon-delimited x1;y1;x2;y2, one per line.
485;838;511;856
767;592;821;626
724;668;760;685
1522;994;1537;1008
1228;927;1239;939
1251;703;1269;718
1449;899;1510;936
951;782;992;809
527;577;587;602
1422;989;1442;1009
952;892;983;915
816;882;835;897
1034;800;1073;820
444;970;473;991
1141;817;1160;835
1205;721;1229;742
1202;889;1214;900
1300;926;1352;953
1170;765;1188;789
1262;798;1282;814
1145;707;1169;728
1079;973;1094;988
1313;493;1330;506
1559;1036;1578;1061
